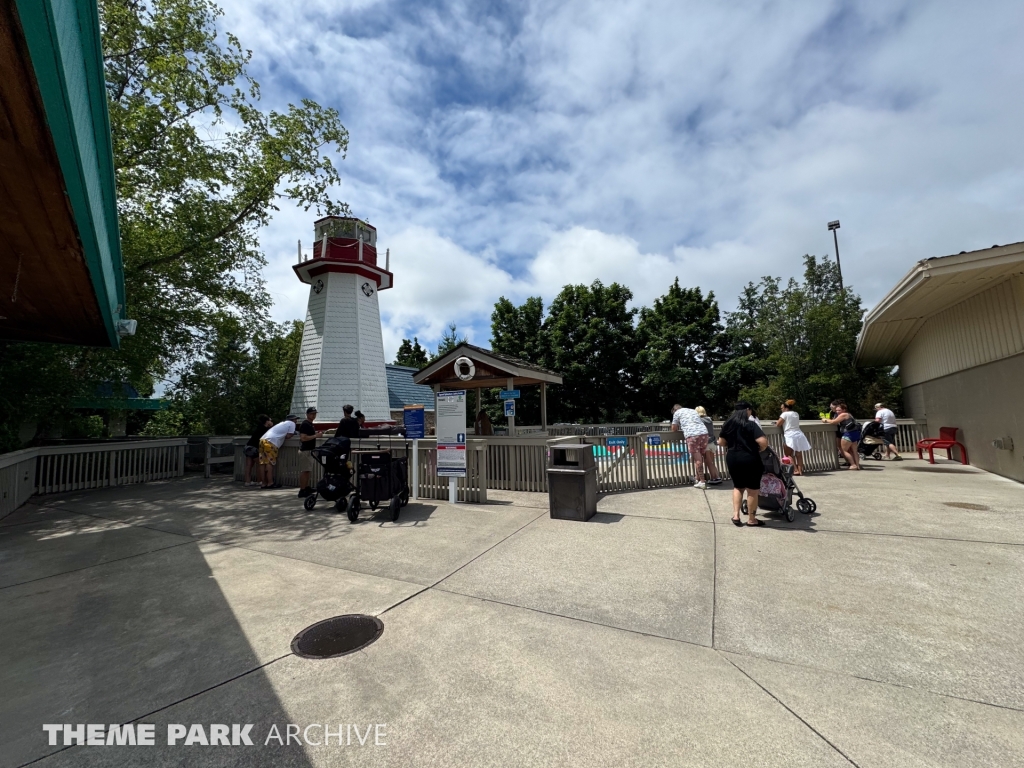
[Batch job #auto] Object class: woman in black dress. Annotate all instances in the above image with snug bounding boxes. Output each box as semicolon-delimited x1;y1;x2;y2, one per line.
718;402;770;527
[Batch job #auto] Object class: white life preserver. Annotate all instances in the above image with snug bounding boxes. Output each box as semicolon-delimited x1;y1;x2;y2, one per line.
454;356;475;381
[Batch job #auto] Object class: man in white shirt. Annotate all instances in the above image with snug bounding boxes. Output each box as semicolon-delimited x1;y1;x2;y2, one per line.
873;403;901;461
259;415;299;488
671;404;711;489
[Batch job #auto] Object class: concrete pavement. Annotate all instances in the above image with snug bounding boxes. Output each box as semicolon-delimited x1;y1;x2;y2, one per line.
1;457;1022;767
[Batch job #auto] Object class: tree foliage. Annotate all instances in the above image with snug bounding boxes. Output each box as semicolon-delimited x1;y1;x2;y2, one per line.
634;280;725;418
394;338;429;368
145;320;304;435
485;260;900;425
0;0;348;449
433;322;467;360
544;281;637;423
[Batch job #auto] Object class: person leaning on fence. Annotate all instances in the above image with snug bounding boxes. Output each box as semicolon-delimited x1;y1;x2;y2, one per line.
776;400;812;476
244;414;272;487
823;400;861;470
671;404;710;490
297;407;324;498
259;415;299;489
874;402;902;461
336;404;360;439
694;406;722;485
718;401;769;527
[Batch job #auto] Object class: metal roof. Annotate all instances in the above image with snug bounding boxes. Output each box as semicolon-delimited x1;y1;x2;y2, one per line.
856;241;1024;367
386;365;436;411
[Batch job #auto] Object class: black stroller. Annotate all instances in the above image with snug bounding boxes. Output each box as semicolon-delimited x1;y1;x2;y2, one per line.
352;438;411;522
742;447;817;522
305;436;357;516
859;420;886;460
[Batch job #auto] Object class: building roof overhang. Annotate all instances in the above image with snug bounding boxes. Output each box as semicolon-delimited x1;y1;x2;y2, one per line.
413;343;563;388
292;259;393;290
0;0;126;347
856;241;1024;368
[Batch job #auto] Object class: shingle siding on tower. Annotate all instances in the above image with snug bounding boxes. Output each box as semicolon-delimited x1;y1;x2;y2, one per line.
290;271;392;422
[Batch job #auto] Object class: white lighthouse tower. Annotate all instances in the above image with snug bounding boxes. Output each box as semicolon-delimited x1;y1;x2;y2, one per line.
290;216;394;424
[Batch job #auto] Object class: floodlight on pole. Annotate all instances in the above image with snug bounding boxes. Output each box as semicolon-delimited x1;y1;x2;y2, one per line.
827;220;843;292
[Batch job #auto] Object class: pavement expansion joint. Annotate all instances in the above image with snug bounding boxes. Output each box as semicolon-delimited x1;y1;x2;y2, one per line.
0;539;197;592
719;651;863;767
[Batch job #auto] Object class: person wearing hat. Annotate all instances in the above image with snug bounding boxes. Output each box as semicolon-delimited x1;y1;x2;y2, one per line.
297;407;324;497
259;414;300;489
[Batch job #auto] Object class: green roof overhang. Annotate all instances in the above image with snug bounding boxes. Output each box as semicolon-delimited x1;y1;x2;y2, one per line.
13;0;125;348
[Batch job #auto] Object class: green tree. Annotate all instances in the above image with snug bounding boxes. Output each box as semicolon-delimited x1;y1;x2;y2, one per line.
721;256;900;418
433;322;467;360
490;296;548;425
543;281;638;423
394;338;429;368
634;280;725;418
0;0;348;449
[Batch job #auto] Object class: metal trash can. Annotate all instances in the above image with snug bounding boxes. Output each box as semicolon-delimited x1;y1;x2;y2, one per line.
547;443;597;521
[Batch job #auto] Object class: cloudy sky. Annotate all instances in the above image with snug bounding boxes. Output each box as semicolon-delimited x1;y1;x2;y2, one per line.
218;0;1024;360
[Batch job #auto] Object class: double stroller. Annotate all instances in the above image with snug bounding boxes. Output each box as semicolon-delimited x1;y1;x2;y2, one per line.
858;420;887;461
304;436;410;522
742;447;817;522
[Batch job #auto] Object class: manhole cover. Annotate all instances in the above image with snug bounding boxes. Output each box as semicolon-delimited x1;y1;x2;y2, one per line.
942;502;990;511
291;615;383;659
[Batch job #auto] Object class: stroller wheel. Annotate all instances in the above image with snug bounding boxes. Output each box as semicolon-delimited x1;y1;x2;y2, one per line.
345;493;360;523
389;495;400;522
400;489;409;507
797;498;816;515
785;504;796;522
741;499;748;515
303;494;317;511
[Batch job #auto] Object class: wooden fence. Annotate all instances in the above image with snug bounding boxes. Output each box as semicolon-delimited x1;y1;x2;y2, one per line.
0;439;187;518
232;437;489;503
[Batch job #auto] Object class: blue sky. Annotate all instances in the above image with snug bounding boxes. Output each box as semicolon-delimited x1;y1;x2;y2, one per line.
218;0;1024;360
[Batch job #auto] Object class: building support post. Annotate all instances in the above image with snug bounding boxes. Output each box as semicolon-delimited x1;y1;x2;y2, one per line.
507;377;516;437
540;382;548;432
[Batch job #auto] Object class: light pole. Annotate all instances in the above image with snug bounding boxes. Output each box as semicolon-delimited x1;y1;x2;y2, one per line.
827;220;843;292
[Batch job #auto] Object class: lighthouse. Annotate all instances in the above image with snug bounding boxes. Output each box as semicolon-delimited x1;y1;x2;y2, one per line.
290;216;394;424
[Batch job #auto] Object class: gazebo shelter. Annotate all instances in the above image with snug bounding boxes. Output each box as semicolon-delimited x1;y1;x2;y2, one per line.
413;343;562;435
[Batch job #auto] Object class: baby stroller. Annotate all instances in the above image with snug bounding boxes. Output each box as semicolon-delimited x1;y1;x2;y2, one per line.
858;420;886;460
304;436;357;516
742;447;817;522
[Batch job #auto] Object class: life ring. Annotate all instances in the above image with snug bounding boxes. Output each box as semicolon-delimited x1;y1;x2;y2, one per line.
454;356;475;381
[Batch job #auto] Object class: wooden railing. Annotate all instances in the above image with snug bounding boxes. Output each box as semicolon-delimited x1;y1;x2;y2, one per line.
0;439;187;517
232;437;488;503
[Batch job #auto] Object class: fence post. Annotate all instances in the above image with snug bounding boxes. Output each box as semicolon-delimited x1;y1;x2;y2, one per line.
636;434;648;490
204;439;212;479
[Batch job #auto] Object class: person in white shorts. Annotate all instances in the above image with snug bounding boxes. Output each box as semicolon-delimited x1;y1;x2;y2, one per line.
776;400;812;476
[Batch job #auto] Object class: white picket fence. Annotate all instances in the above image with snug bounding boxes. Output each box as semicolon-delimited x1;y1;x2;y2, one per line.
0;439;187;518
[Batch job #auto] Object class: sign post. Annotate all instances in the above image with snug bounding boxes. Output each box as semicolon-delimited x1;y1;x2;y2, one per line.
403;405;425;500
435;390;467;503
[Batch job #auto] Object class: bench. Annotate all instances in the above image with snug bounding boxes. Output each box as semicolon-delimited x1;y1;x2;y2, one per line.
916;427;969;465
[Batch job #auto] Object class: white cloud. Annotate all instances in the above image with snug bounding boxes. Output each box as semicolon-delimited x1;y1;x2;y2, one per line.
214;0;1024;354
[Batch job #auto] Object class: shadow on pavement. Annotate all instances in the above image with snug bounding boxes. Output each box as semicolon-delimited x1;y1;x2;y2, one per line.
0;520;318;768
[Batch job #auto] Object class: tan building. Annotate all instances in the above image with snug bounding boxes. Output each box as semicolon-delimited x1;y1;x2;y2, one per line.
857;241;1024;481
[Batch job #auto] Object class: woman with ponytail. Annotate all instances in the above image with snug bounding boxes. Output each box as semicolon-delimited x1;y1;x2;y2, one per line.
776;400;812;476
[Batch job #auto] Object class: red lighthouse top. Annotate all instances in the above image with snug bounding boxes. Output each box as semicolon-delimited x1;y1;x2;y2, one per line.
293;216;394;290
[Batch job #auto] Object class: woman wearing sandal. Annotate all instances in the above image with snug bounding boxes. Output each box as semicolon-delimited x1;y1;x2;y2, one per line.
718;401;770;527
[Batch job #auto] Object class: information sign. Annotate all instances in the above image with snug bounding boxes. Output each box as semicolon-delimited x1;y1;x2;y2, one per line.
607;437;628;448
504;399;515;418
403;405;425;439
436;390;467;478
499;390;520;400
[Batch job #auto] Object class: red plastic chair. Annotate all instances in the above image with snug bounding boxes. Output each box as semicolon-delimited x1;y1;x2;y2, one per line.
916;427;969;465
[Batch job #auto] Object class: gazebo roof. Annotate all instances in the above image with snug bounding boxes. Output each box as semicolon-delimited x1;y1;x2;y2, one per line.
412;343;563;389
